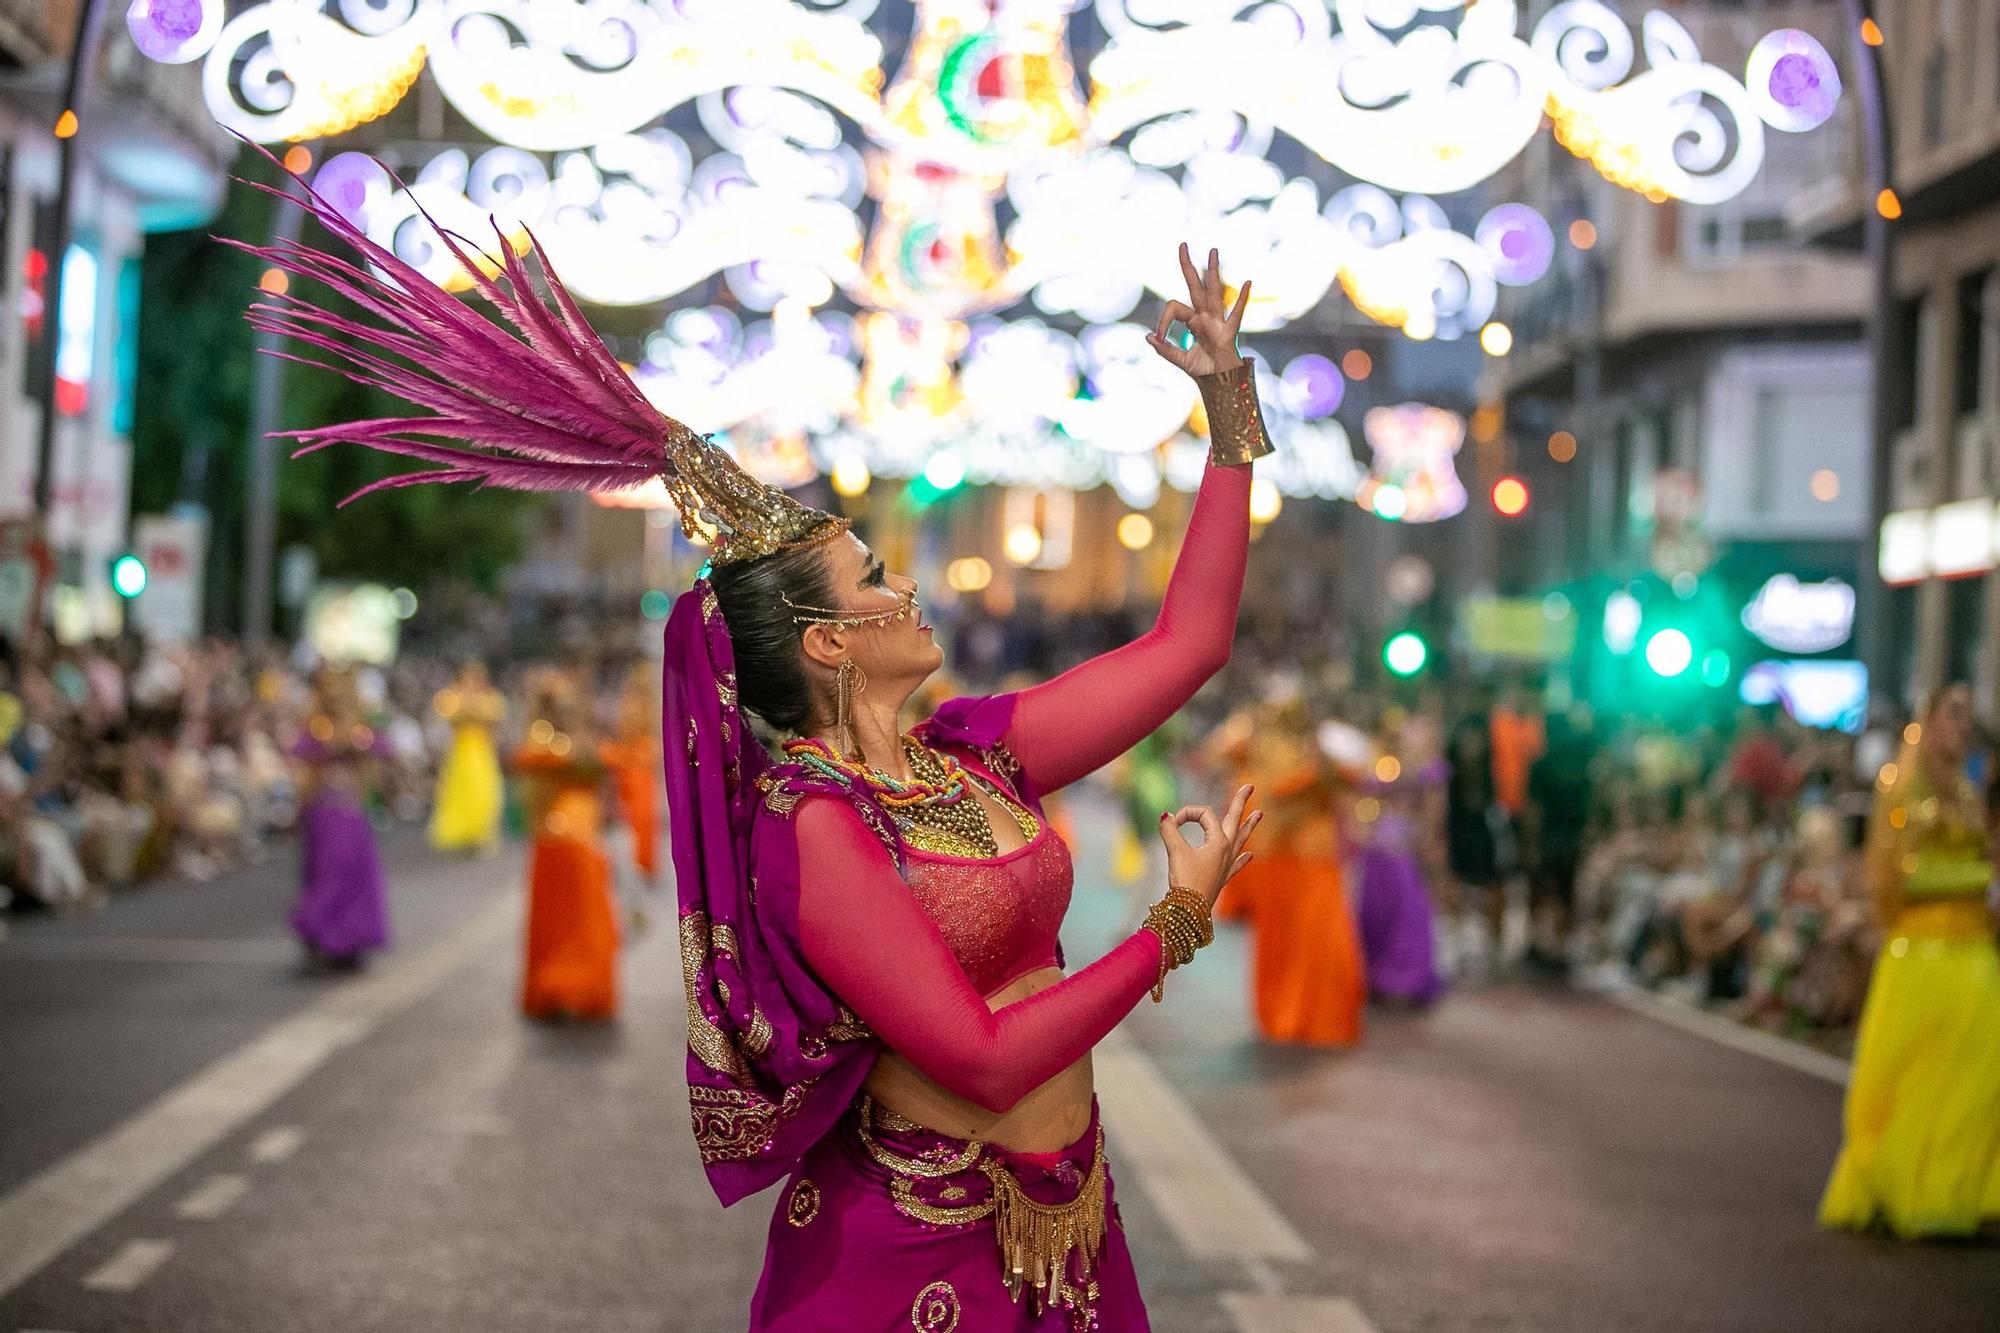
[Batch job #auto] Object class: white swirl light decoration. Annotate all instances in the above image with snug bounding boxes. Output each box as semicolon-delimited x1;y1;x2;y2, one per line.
1324;185;1497;340
428;0;886;154
1091;0;1550;197
127;0;224;64
201;0;436;142
1539;6;1767;206
1746;29;1841;133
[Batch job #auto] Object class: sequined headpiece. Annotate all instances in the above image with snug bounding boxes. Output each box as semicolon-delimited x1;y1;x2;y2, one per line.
225;140;846;568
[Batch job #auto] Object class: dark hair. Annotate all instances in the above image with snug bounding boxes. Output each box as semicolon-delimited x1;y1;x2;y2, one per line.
708;544;837;734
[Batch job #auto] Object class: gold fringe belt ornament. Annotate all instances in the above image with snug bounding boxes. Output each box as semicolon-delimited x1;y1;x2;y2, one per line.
979;1129;1108;1316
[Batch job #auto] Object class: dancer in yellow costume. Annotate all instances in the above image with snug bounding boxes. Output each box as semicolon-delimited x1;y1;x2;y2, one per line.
1821;684;2000;1238
429;663;506;855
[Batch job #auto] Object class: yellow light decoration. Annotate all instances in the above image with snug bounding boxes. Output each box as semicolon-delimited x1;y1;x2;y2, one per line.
1374;755;1403;784
1479;322;1514;356
53;109;78;139
830;454;872;498
946;556;993;593
1248;479;1282;525
1002;522;1043;566
1116;512;1154;550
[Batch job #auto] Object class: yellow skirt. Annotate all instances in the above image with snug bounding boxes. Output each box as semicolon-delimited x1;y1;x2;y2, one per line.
430;725;504;852
1820;900;2000;1238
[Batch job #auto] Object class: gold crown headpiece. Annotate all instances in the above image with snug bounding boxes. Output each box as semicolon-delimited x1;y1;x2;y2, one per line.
660;423;851;567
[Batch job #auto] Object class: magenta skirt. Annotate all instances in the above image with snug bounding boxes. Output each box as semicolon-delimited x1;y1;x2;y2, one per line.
750;1097;1149;1332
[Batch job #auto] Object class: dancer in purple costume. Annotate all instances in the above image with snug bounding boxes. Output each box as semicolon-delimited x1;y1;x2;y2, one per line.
290;668;390;967
1354;713;1447;1005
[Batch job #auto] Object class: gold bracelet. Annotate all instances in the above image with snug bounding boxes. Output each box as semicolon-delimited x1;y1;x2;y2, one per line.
1142;886;1216;1001
1197;358;1273;467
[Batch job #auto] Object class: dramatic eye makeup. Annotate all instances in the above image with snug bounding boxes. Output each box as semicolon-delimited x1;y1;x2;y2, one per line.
861;557;887;589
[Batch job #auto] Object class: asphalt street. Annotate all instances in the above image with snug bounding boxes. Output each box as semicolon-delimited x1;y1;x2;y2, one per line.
1;815;1995;1332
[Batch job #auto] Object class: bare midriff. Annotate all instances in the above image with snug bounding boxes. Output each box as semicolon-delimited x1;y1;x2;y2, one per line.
864;961;1094;1153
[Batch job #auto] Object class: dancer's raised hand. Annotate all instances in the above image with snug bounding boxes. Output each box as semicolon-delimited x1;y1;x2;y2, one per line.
1148;242;1251;378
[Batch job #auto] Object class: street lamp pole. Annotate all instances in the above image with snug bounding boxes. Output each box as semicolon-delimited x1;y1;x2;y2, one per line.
31;0;108;518
1839;1;1898;702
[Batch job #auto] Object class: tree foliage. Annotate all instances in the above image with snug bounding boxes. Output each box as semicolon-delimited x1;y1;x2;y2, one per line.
134;148;538;632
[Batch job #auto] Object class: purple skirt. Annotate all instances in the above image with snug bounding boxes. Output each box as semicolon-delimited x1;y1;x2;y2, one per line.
751;1097;1148;1332
1357;845;1443;1005
292;799;389;961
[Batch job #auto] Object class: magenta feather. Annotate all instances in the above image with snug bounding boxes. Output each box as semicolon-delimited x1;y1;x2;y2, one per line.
223;138;681;503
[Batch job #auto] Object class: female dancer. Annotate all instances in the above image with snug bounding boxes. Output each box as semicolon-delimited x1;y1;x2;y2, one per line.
600;664;663;890
1354;710;1446;1006
428;661;506;855
239;151;1262;1328
290;667;390;968
513;671;619;1023
1821;684;2000;1237
1244;698;1364;1045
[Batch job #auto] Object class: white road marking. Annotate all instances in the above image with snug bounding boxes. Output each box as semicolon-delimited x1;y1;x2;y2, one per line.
246;1127;306;1165
1222;1293;1379;1333
172;1174;249;1221
1606;988;1850;1087
79;1240;174;1293
0;895;518;1299
0;937;297;966
1092;1030;1313;1263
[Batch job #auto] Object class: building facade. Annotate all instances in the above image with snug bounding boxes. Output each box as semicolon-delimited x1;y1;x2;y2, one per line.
1793;0;2000;719
0;0;229;640
1487;2;1871;716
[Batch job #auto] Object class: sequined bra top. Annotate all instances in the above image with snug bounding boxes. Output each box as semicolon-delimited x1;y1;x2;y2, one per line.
903;767;1072;997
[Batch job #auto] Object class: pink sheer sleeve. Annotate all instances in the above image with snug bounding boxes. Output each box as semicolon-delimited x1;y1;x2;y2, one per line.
790;798;1163;1113
1002;461;1251;794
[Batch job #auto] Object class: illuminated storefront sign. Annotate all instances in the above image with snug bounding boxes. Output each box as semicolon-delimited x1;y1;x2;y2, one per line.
1740;574;1854;654
1740;659;1868;734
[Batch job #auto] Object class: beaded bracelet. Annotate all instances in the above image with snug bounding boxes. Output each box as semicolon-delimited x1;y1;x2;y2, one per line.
1141;885;1216;1002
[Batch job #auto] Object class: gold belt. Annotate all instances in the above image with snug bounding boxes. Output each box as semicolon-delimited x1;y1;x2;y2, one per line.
856;1097;1107;1316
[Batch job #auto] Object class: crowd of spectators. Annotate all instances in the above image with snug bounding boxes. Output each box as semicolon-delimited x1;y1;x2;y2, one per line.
0;636;462;918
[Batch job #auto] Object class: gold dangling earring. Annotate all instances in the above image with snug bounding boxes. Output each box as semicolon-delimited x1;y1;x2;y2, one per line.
835;658;867;760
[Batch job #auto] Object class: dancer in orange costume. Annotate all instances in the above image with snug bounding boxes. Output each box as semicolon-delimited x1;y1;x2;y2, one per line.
600;665;662;884
513;672;619;1022
1245;700;1365;1045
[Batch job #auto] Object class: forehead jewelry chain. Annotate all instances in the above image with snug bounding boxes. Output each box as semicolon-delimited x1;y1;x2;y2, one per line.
781;587;918;629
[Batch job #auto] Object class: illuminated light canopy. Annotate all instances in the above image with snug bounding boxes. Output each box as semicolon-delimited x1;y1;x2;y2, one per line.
830;453;872;498
1359;404;1467;524
126;0;223;64
1746;29;1841;133
1741;574;1855;654
153;1;1841;354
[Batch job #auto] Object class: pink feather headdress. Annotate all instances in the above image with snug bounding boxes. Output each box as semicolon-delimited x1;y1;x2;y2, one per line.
224;142;847;567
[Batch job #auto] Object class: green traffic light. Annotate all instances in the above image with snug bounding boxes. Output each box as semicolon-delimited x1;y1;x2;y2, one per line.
1384;631;1428;677
110;554;147;599
1644;628;1693;677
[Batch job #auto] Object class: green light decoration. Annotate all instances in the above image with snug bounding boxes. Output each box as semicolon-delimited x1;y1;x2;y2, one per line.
1644;628;1693;678
640;589;673;621
110;554;147;599
1384;630;1429;677
1699;649;1732;688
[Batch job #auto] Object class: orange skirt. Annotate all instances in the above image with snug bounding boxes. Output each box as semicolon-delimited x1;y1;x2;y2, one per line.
1215;855;1271;923
1250;852;1365;1046
522;833;620;1021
